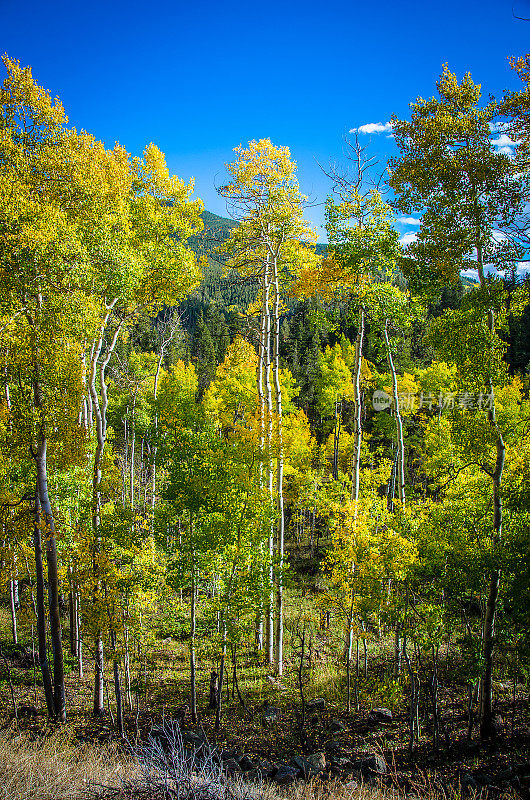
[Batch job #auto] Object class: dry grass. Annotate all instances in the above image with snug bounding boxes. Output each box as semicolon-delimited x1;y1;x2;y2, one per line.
0;722;404;800
0;727;136;800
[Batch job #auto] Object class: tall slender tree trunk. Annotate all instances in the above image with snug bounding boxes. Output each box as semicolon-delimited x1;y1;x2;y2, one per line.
480;315;505;738
124;629;131;709
32;488;54;718
383;318;405;506
189;514;198;724
332;399;341;480
9;580;18;644
151;312;180;513
94;639;104;715
110;629;124;737
190;567;197;723
35;438;66;722
473;215;505;740
76;592;83;679
263;256;275;667
351;307;365;509
89;307;124;717
255;278;267;652
272;256;284;676
215;621;227;731
346;588;355;713
69;577;77;657
129;388;137;512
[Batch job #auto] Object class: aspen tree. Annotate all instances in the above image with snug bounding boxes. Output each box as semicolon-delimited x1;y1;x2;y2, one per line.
389;65;527;738
219;140;317;674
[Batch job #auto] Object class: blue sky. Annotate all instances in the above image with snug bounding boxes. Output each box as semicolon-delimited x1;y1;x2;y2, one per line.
2;0;529;241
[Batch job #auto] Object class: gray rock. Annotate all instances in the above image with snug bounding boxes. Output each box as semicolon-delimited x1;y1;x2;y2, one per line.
331;756;351;770
460;774;479;795
18;704;38;717
274;764;298;785
255;758;275;776
262;706;281;727
223;758;242;775
182;730;206;749
238;755;255;772
306;698;326;710
368;707;393;724
325;739;342;753
350;752;387;778
306;752;326;771
344;780;360;792
330;719;346;733
291;753;325;779
244;769;263;783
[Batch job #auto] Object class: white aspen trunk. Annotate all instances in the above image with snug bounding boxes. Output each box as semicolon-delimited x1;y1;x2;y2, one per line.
88;304;124;717
151;314;180;512
78;351;89;429
332;399;340;480
76;592;83;679
86;340;95;430
124;625;131;709
346;587;355;713
190;564;197;723
10;580;18;644
129;388;137;513
351;307;365;511
69;582;76;657
383;318;405;507
263;255;275;667
272;256;285;676
5;382;18;647
474;211;505;738
35;437;66;721
255;285;267;651
32;489;55;717
215;620;227;731
123;416;128;506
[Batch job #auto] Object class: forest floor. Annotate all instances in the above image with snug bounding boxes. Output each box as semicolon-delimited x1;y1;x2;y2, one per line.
0;606;528;800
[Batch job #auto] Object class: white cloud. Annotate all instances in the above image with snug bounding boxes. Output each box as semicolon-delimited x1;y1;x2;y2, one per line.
492;230;507;242
491;133;517;156
517;261;530;275
349;121;393;135
397;217;421;226
462;268;479;280
399;232;417;246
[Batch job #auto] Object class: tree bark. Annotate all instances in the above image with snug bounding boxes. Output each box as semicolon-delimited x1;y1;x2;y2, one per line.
215;622;227;731
88;307;124;716
31;488;55;718
263;255;275;667
474;211;505;737
351;307;365;508
190;567;197;723
383;318;405;507
110;629;124;737
94;638;104;716
272;256;284;676
9;580;18;645
35;438;66;722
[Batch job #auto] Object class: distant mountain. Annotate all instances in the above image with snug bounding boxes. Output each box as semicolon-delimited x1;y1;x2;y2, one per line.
190;209;326;255
185;211;477;320
188;210;238;257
